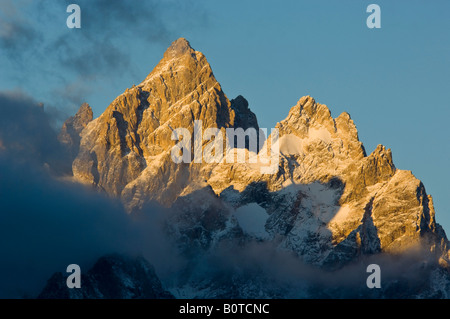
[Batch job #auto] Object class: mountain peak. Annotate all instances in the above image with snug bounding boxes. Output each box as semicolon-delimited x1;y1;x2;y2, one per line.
77;102;92;115
59;102;93;159
163;37;195;59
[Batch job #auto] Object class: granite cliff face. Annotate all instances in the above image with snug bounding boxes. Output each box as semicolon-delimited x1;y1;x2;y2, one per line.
72;38;258;207
58;38;450;298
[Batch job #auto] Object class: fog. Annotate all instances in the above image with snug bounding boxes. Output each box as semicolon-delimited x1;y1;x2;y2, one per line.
0;91;182;298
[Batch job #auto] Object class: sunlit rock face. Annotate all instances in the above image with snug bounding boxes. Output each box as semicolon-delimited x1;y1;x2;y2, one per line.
60;38;450;298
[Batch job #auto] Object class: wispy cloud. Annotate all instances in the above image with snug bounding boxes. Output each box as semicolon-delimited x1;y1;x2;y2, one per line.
0;0;209;114
0;90;70;172
0;0;42;60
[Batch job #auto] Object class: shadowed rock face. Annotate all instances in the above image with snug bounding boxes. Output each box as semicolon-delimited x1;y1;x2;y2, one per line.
57;38;450;298
59;103;93;160
38;254;174;299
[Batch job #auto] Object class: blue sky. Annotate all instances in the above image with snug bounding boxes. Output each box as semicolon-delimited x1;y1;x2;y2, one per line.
1;1;449;231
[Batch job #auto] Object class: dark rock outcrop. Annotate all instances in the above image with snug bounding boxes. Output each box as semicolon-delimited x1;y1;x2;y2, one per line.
38;254;173;299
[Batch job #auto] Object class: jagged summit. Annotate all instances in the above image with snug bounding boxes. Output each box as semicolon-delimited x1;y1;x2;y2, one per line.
59;103;93;159
141;37;206;87
77;102;93;116
65;39;449;284
275;95;366;166
163;37;195;59
51;38;450;298
72;38;259;199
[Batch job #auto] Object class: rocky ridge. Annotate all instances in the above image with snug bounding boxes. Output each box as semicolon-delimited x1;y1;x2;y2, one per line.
57;38;450;298
59;102;93;160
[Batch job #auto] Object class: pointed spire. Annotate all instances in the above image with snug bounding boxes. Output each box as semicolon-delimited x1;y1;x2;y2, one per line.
163;38;195;59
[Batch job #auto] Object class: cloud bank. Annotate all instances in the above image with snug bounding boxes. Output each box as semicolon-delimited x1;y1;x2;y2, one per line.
0;92;180;298
0;0;209;114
